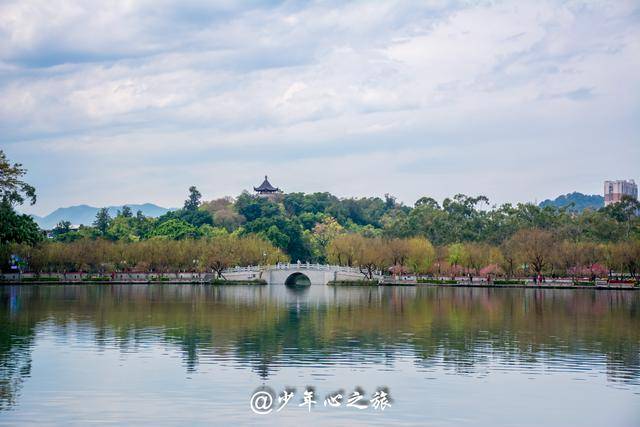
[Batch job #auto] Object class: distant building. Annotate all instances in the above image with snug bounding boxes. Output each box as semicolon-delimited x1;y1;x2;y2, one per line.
254;175;281;198
604;179;638;206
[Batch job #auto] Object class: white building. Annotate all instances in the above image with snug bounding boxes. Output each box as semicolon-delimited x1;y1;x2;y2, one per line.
604;179;638;206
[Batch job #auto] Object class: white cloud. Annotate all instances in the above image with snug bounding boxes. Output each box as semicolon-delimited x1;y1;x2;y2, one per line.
1;0;638;215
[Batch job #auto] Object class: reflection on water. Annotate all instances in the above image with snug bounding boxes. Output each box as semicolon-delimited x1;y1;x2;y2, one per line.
1;285;639;425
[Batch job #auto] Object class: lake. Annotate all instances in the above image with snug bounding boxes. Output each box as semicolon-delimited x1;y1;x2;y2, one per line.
1;284;639;426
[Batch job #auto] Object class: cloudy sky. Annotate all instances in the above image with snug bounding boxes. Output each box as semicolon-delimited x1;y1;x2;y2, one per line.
1;0;639;215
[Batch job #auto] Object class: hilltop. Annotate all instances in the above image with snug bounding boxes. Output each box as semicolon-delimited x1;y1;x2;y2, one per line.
538;192;604;213
31;203;173;229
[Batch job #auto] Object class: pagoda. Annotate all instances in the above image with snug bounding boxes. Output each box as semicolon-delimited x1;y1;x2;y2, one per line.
254;175;281;198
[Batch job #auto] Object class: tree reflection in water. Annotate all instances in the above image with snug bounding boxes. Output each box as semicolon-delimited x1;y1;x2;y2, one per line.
1;284;639;409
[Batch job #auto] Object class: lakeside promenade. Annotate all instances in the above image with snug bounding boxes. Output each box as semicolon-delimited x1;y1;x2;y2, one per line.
1;272;637;290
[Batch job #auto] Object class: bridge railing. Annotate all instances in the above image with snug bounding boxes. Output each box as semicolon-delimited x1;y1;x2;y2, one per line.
223;263;366;274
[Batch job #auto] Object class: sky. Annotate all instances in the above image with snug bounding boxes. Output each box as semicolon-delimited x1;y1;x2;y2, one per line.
1;0;639;216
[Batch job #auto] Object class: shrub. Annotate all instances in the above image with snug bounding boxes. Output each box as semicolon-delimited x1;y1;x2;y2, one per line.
328;280;379;286
81;276;111;282
417;278;458;284
21;277;60;282
211;279;267;285
493;280;526;285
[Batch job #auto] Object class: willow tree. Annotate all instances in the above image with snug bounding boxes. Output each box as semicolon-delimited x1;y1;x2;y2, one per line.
447;243;466;277
235;234;287;266
555;240;580;279
327;234;363;267
600;243;621;279
405;237;435;275
355;237;388;280
507;229;554;276
200;235;285;279
613;240;640;279
387;238;411;272
462;243;494;277
577;242;604;277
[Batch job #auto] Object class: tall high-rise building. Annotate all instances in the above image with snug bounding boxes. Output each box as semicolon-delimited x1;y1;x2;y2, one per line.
604;179;638;206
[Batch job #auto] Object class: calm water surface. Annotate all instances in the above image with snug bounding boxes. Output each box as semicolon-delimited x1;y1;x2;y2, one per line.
1;284;639;426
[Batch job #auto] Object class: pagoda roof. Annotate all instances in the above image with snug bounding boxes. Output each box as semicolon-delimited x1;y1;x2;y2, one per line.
254;175;279;192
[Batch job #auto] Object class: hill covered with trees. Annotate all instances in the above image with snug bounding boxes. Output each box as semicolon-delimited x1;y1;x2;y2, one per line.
539;192;604;212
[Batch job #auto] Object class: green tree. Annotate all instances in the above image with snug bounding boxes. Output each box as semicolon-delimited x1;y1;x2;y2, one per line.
107;216;138;242
600;196;640;239
120;205;133;218
52;220;72;236
51;221;80;242
184;186;202;211
93;208;112;236
310;216;344;261
235;192;281;222
0;203;42;245
151;219;198;240
261;225;290;250
176;209;213;227
0;150;41;246
198;224;229;238
158;188;213;227
0;150;36;206
243;216;310;261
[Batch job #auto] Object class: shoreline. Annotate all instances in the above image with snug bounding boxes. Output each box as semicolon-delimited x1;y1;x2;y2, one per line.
400;282;638;291
1;280;637;290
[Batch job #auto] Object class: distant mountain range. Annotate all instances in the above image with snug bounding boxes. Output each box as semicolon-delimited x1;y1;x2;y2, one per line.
31;204;174;229
28;193;604;229
538;192;604;212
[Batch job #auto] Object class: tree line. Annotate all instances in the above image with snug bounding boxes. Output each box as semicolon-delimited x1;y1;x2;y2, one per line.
1;150;639;278
4;231;638;279
326;231;639;279
4;236;286;277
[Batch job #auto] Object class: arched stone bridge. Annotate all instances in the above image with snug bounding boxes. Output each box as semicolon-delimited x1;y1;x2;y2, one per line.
223;263;379;285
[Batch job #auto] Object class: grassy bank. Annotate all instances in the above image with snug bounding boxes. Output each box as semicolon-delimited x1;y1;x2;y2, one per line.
327;280;379;286
210;279;267;285
493;279;526;285
417;278;458;284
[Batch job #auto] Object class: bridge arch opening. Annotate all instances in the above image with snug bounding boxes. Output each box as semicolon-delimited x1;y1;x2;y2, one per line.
284;272;311;286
